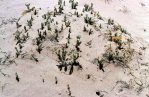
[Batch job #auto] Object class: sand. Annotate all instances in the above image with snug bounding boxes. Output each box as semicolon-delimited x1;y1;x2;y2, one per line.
0;0;149;97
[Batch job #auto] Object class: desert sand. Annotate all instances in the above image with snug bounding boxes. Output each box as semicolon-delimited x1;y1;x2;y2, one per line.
0;0;149;97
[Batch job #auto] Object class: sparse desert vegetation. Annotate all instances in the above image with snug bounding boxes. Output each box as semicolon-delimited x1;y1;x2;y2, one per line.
0;0;149;97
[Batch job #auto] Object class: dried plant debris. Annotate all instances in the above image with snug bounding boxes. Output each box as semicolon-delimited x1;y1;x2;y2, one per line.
0;18;17;28
22;4;36;16
0;68;9;77
0;52;15;65
67;84;74;97
30;54;39;62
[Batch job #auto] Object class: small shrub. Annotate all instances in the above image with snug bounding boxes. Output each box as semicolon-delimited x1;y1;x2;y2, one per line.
75;36;81;52
89;28;93;35
71;0;78;9
56;47;82;75
41;23;44;30
84;15;94;25
56;47;68;71
65;21;71;27
83;4;93;12
27;20;32;29
36;44;44;54
107;18;114;25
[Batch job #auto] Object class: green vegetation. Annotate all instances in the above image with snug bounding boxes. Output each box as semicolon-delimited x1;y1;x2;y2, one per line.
84;15;94;25
13;0;135;75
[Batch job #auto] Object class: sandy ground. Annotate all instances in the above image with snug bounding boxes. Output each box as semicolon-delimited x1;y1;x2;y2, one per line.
0;0;149;97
